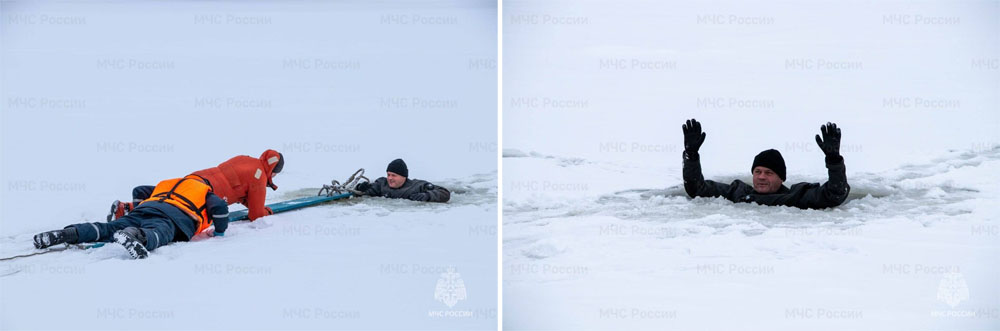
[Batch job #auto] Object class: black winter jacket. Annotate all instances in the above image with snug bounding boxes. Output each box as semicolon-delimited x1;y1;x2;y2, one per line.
361;177;450;203
682;152;850;209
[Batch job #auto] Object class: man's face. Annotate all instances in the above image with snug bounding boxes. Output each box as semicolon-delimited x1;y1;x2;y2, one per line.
752;166;783;194
387;171;406;189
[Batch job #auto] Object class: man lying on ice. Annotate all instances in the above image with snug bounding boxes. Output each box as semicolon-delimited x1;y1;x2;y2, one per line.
33;175;230;259
355;158;451;203
680;118;850;209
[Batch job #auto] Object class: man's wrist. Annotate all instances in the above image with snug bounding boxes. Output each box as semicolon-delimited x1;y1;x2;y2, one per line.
683;150;699;160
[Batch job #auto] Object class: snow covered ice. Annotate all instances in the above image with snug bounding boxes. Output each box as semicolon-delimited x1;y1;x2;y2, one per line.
503;0;998;329
503;147;999;330
1;173;497;329
1;0;497;329
2;0;999;329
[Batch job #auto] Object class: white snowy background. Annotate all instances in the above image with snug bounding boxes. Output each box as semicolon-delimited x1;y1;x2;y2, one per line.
0;1;497;330
503;0;998;330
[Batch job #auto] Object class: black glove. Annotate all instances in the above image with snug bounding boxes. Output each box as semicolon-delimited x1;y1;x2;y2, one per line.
682;118;706;156
411;192;431;202
355;181;371;193
815;122;842;158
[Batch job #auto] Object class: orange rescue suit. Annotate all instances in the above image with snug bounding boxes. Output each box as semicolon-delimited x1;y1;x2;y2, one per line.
190;149;281;221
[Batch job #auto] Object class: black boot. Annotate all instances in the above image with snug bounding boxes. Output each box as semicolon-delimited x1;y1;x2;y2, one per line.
113;227;149;259
33;227;79;249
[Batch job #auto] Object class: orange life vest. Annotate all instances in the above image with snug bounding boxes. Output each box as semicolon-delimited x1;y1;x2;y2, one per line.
140;175;214;234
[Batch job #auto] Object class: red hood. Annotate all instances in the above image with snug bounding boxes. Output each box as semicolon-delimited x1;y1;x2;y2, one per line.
259;149;281;190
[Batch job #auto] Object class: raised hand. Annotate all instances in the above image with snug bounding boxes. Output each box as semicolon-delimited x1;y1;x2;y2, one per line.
682;118;707;155
814;122;842;157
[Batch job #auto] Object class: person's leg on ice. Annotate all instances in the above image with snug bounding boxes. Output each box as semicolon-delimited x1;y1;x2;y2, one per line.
33;213;141;249
113;215;176;259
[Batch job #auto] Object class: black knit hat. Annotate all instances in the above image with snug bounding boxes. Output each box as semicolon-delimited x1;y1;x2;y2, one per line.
386;158;408;177
751;149;786;181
